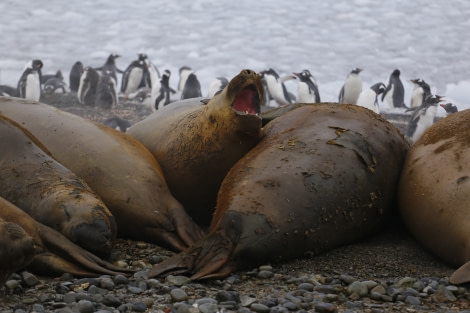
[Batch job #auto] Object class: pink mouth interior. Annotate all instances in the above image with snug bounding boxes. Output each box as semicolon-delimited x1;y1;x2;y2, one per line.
233;87;257;114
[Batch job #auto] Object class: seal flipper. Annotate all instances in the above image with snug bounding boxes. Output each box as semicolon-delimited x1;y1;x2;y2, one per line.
450;261;470;284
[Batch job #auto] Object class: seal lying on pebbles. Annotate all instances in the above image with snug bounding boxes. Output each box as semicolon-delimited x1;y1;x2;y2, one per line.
149;103;410;279
0;115;116;257
398;109;470;284
0;196;128;280
128;69;264;226
0;97;204;252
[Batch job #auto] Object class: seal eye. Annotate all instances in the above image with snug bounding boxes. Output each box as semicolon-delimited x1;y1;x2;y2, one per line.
232;86;260;115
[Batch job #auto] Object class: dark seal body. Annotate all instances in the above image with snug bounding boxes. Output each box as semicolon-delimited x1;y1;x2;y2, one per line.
0;97;204;252
149;103;410;279
0;115;116;257
398;109;470;284
128;69;264;225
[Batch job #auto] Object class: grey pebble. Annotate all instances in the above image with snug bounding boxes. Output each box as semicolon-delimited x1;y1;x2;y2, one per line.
347;281;368;297
250;303;270;313
198;302;219;313
131;301;147;312
170;288;188;302
77;300;94;313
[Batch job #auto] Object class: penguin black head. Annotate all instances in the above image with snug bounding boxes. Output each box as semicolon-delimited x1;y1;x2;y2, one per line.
391;69;401;77
260;68;280;80
440;102;458;114
293;69;312;82
137;53;148;61
351;68;362;75
106;54;121;64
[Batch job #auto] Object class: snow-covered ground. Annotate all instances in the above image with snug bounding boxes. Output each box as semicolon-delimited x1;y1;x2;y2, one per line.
1;0;469;114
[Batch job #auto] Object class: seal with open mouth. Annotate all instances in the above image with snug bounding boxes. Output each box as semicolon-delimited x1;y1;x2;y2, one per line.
128;69;264;226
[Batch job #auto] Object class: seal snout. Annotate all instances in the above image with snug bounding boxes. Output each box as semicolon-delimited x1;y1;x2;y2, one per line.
73;218;115;257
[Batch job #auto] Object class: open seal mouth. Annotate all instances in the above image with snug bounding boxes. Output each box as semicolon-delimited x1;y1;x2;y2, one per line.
232;85;261;116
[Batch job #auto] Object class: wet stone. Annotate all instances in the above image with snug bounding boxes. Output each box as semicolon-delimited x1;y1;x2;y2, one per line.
170;288;188;302
77;300;94;313
250;303;270;313
347;281;368;297
131;301;147;312
21;272;39;287
198;302;219;313
315;302;338;313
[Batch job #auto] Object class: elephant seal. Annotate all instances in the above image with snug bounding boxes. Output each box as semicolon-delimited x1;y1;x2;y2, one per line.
0;196;129;280
0;216;35;285
128;69;264;225
149;103;410;279
0;97;204;252
0;115;116;257
398;109;470;284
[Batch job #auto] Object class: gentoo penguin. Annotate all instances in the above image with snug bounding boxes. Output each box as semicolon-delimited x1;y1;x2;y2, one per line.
338;67;362;105
41;69;63;86
293;69;321;103
120;59;146;95
0;85;19;97
356;82;386;114
409;78;431;108
181;72;202;100
103;116;131;132
95;54;123;82
382;69;406;109
69;61;84;93
95;71;118;109
260;68;296;107
77;66;100;106
43;77;69;94
440;102;458;114
17;59;43;101
207;77;228;98
139;53;160;89
153;69;172;110
178;66;194;93
405;94;444;142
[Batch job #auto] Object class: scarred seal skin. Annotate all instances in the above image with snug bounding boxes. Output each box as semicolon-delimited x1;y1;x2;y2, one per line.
0;97;204;252
128;69;264;226
0;115;116;257
398;109;470;284
0;196;129;280
149;103;410;279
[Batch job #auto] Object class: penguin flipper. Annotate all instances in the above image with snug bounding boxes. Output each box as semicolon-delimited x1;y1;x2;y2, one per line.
338;85;345;103
381;84;391;102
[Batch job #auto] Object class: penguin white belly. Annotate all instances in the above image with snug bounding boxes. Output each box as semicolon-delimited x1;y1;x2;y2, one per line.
410;88;423;108
265;76;288;107
25;73;41;101
342;76;362;105
124;67;144;95
411;106;437;142
384;85;395;109
356;90;379;113
296;82;315;103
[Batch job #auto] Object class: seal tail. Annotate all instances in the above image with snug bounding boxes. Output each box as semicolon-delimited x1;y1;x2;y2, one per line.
450;261;470;284
148;231;237;280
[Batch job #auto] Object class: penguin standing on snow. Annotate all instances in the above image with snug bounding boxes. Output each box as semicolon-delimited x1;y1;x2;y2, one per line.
207;77;228;98
121;58;146;95
69;61;84;93
293;69;320;103
77;66;100;106
153;69;172;110
260;68;296;107
17;59;43;101
382;69;406;109
181;72;202;100
405;94;444;142
95;54;123;83
95;70;118;109
338;67;362;105
409;78;431;109
356;82;386;114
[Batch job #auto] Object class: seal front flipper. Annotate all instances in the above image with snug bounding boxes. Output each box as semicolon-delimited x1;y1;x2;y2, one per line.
450;261;470;285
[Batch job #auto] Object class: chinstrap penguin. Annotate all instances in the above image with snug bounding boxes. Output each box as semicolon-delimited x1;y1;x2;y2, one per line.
356;82;386;114
17;59;43;101
260;68;296;107
69;61;84;93
405;94;444;142
293;69;320;103
382;69;406;109
338;68;362;105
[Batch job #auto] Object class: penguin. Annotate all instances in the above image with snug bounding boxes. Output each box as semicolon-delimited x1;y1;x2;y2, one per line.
17;59;43;101
103;116;131;132
405;94;444;142
338;67;362;105
126;87;152;104
355;82;386;114
181;72;202;100
207;77;228;98
95;53;123;82
0;85;19;97
178;66;194;93
153;69;172;110
69;61;84;93
382;69;406;109
95;70;118;109
77;66;99;106
409;78;431;109
440;102;458;114
120;59;146;95
293;69;321;103
43;77;69;94
41;69;63;86
260;68;296;107
139;53;160;89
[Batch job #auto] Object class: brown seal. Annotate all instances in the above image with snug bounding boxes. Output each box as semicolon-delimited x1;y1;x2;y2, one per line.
0;97;204;251
0;196;128;280
128;69;264;225
149;103;410;279
398;109;470;284
0;115;116;257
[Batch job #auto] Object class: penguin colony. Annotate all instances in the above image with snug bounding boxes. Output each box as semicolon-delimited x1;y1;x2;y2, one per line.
0;54;459;143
